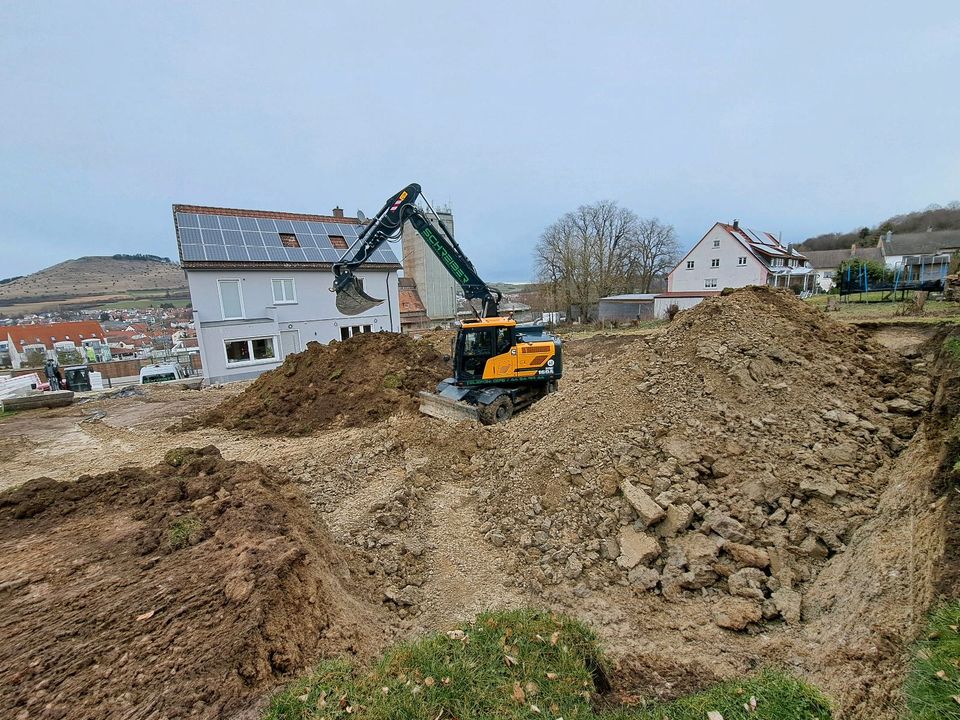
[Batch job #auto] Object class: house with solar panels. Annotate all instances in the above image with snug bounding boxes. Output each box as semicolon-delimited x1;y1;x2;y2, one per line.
667;221;811;296
173;204;401;384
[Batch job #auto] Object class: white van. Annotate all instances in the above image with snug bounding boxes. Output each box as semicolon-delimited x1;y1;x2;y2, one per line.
140;363;188;385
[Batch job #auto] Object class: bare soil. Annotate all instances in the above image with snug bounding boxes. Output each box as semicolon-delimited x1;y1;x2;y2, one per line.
0;288;955;719
195;332;449;435
0;447;389;720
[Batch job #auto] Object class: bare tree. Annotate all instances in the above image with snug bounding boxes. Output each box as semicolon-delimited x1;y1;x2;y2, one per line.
534;202;678;320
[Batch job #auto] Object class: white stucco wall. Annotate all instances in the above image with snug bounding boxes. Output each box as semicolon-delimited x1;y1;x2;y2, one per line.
668;225;767;292
187;268;400;383
653;296;709;319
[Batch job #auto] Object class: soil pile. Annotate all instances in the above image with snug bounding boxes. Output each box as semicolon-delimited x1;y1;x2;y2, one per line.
0;446;387;720
460;287;929;626
200;332;449;435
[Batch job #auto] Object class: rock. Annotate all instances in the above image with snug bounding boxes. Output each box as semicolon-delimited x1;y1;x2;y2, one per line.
799;478;838;499
885;398;922;415
798;534;829;559
657;504;694;537
616;528;661;570
487;531;506;548
713;597;762;630
823;409;859;425
627;566;660;590
660;436;701;466
819;443;858;467
725;542;770;569
704;512;753;544
772;587;802;624
891;417;916;439
599;471;620;498
564;556;584;579
600;537;620;560
727;567;766;601
619;479;665;528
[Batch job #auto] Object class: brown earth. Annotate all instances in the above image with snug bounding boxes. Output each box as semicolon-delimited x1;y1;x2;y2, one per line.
196;332;449;435
0;287;955;719
0;446;389;720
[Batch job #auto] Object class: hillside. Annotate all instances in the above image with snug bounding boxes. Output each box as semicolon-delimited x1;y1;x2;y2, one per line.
0;256;188;314
800;202;960;252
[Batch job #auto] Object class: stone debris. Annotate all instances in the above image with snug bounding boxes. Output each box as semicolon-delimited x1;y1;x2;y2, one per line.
462;287;924;628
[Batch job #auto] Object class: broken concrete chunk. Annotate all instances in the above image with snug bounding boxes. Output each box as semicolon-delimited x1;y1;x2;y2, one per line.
772;587;802;624
616;528;661;570
627;566;660;590
657;503;694;537
704;512;753;544
659;436;701;466
725;542;770;569
619;479;665;528
713;596;762;630
727;567;766;601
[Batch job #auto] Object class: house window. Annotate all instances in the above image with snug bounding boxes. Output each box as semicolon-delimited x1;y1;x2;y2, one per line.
339;325;374;341
711;258;720;268
271;278;297;304
713;239;720;248
279;233;300;248
686;260;695;269
738;257;747;266
224;337;277;365
772;258;784;267
705;278;718;288
329;235;348;250
218;279;244;320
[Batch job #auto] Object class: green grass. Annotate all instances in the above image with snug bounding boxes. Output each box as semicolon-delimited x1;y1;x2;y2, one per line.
0;408;17;421
904;602;960;720
264;609;832;720
94;298;192;310
805;293;960;323
168;515;202;549
944;336;960;364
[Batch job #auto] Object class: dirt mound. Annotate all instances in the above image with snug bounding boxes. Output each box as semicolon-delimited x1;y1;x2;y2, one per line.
0;446;388;720
200;332;450;435
462;287;927;620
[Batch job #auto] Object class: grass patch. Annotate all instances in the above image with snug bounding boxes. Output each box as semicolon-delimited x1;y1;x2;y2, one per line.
0;408;17;421
168;515;202;549
944;336;960;364
264;609;831;720
904;602;960;720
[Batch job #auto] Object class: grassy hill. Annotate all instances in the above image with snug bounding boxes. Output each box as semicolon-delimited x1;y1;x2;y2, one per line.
800;202;960;252
0;255;189;315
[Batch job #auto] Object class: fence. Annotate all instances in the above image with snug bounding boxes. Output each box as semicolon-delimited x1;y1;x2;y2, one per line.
7;353;202;381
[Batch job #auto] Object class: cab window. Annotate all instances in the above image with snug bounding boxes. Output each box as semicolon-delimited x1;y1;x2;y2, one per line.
462;329;493;357
495;327;511;354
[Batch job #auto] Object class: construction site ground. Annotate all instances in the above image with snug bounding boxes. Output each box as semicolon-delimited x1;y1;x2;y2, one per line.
1;288;957;720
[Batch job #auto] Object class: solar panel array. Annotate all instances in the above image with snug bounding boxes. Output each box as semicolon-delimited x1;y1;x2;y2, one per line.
175;212;400;265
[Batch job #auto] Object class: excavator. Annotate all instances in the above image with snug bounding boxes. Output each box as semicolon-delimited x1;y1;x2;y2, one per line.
331;183;562;424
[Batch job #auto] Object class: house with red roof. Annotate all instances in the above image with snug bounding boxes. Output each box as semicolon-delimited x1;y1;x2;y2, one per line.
655;221;812;318
4;321;110;369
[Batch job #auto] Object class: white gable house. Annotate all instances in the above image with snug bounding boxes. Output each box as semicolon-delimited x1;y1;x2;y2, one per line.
174;204;401;384
668;222;811;295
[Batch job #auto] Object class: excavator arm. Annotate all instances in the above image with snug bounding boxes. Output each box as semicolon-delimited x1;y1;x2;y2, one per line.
332;183;501;318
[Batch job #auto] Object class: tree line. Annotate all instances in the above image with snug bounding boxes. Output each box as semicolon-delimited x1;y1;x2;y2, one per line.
533;200;679;321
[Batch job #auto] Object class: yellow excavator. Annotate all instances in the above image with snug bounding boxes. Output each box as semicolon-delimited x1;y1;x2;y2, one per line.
332;183;562;424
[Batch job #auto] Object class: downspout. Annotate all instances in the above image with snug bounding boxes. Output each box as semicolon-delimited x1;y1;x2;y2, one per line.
386;270;395;332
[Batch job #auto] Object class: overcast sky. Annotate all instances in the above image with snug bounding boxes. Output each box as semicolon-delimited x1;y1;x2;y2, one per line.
1;2;957;281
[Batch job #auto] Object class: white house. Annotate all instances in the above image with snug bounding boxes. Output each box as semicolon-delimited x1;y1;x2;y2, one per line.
668;221;811;295
174;204;401;384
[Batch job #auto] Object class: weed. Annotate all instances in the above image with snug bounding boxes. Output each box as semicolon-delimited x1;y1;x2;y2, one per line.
168;515;202;550
264;609;831;720
904;601;960;720
944;336;960;364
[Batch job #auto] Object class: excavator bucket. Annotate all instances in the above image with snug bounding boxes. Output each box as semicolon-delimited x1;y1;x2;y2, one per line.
418;391;480;423
335;277;384;316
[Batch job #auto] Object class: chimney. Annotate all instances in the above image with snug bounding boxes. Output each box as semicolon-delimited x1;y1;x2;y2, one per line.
332;207;344;219
732;219;739;230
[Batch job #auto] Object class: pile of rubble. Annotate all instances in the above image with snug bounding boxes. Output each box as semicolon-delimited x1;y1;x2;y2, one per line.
469;287;928;629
